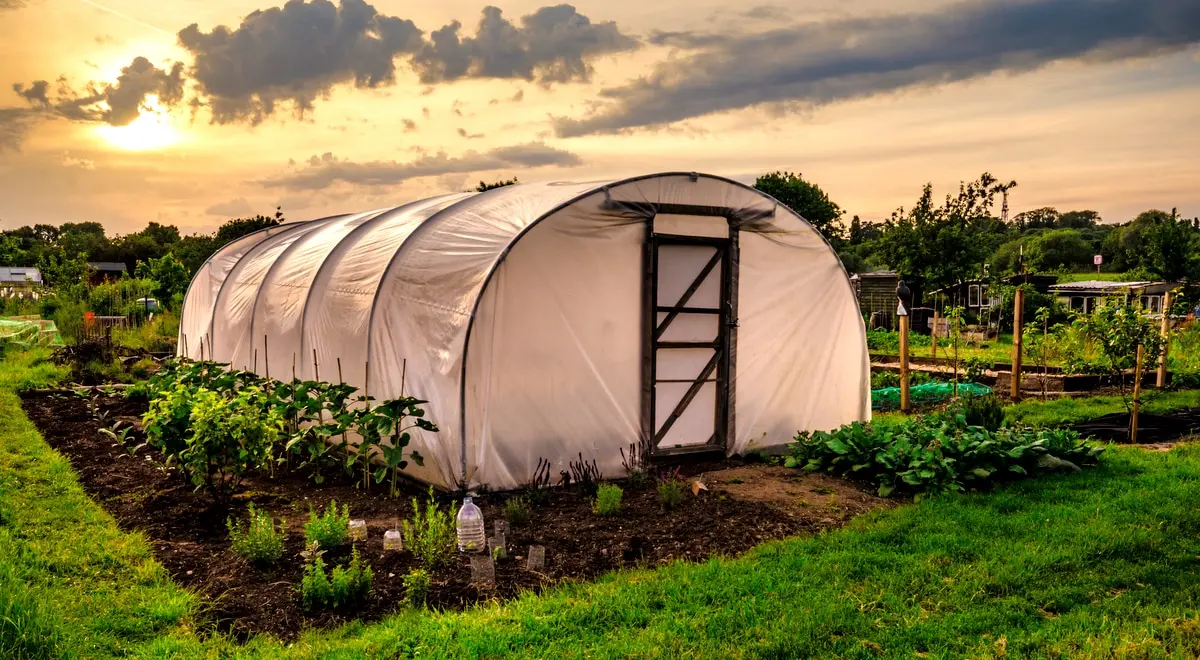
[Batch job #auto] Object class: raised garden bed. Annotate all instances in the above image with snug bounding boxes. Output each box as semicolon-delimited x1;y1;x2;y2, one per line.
19;389;887;642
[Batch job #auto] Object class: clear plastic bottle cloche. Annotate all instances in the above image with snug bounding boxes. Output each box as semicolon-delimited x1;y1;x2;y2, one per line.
456;497;486;553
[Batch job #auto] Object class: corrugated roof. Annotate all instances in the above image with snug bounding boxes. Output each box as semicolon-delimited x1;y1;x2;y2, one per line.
87;262;128;272
1049;280;1151;291
0;267;43;283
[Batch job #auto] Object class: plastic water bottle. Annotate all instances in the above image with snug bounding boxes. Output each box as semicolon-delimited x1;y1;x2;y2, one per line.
456;497;486;553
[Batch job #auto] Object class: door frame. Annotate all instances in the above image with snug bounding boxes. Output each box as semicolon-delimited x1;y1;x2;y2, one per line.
642;219;739;457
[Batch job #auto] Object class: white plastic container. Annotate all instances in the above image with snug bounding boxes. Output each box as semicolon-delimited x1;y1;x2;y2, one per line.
456;497;486;553
383;529;403;551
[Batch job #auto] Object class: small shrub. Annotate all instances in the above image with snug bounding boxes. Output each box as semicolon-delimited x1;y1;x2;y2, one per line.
502;496;531;526
305;500;350;551
403;568;431;607
657;479;684;511
299;542;372;610
959;395;1004;431
403;488;458;569
962;357;991;383
592;484;623;516
227;503;285;564
299;542;333;611
329;546;373;607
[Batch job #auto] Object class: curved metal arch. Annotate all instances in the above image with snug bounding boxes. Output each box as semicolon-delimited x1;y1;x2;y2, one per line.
295;195;468;380
206;214;350;363
177;221;314;357
455;171;865;484
242;214;360;370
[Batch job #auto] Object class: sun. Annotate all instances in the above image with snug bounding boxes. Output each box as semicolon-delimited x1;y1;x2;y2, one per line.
95;97;181;151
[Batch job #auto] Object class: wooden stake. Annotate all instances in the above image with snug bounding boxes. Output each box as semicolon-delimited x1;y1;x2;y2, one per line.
364;361;370;406
312;348;320;382
263;334;270;380
200;342;205;363
1011;287;1024;401
253;348;258;373
337;357;343;384
400;358;407;398
1157;290;1172;389
1132;343;1145;444
292;353;297;383
899;314;911;413
931;310;939;359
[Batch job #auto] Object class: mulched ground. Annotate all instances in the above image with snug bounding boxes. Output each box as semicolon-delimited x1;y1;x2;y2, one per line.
19;389;887;642
1071;409;1200;444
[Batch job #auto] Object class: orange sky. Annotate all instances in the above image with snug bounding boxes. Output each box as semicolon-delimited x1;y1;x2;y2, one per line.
0;0;1198;235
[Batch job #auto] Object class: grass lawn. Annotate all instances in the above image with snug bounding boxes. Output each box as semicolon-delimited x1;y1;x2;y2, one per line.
3;348;1200;658
1006;390;1200;427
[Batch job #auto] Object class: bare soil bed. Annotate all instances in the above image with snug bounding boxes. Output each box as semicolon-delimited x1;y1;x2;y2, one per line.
1071;409;1200;444
19;389;887;642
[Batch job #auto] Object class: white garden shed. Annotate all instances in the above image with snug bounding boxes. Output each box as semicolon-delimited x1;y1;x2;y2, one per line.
179;173;870;490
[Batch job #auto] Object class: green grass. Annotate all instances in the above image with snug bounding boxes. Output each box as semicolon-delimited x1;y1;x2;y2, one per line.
1006;390;1200;427
0;350;195;658
4;347;1200;658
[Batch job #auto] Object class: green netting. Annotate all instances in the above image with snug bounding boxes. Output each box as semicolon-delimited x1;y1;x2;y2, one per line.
0;318;63;349
872;381;992;410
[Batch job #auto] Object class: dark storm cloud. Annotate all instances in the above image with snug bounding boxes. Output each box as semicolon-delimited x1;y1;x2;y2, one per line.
12;57;185;127
0;108;39;151
554;0;1200;137
263;142;582;190
178;0;424;125
411;4;638;85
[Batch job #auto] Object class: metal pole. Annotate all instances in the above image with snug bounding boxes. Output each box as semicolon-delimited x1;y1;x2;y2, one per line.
899;315;911;413
1157;290;1172;389
1011;288;1024;401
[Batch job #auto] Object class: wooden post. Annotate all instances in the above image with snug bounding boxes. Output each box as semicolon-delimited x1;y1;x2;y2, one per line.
253;349;258;373
899;315;911;413
291;353;297;383
930;310;939;360
312;348;320;383
336;357;343;384
263;334;270;380
1011;287;1024;401
1132;344;1145;444
1157;290;1172;389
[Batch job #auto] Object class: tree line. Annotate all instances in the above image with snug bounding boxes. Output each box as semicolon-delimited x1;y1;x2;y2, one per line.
753;171;1200;303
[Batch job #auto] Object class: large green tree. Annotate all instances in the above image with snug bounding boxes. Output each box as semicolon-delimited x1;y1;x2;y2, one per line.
1142;209;1200;281
875;173;1015;301
753;171;845;245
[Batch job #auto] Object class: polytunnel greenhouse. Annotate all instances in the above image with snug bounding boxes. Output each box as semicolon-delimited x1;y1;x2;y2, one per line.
179;172;870;490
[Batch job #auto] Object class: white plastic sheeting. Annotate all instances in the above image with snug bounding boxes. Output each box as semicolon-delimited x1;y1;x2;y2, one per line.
179;173;870;490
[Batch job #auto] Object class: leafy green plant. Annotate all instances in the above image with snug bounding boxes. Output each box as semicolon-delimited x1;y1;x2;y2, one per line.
402;488;458;569
657;479;684;511
957;395;1005;431
502;496;531;526
592;484;623;516
305;500;350;551
360;397;433;497
299;542;333;611
402;568;431;607
182;386;282;499
226;503;286;564
329;546;373;607
1075;302;1166;409
140;383;195;465
788;415;1103;499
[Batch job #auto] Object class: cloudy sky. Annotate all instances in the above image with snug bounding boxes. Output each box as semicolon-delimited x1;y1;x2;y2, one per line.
0;0;1198;234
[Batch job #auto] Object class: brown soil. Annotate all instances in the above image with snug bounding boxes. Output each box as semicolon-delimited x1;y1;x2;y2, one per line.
19;390;888;642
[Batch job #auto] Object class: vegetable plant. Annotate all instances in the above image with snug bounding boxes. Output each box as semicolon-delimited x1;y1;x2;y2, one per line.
592;484;623;516
227;503;286;564
182;386;282;499
789;414;1103;499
